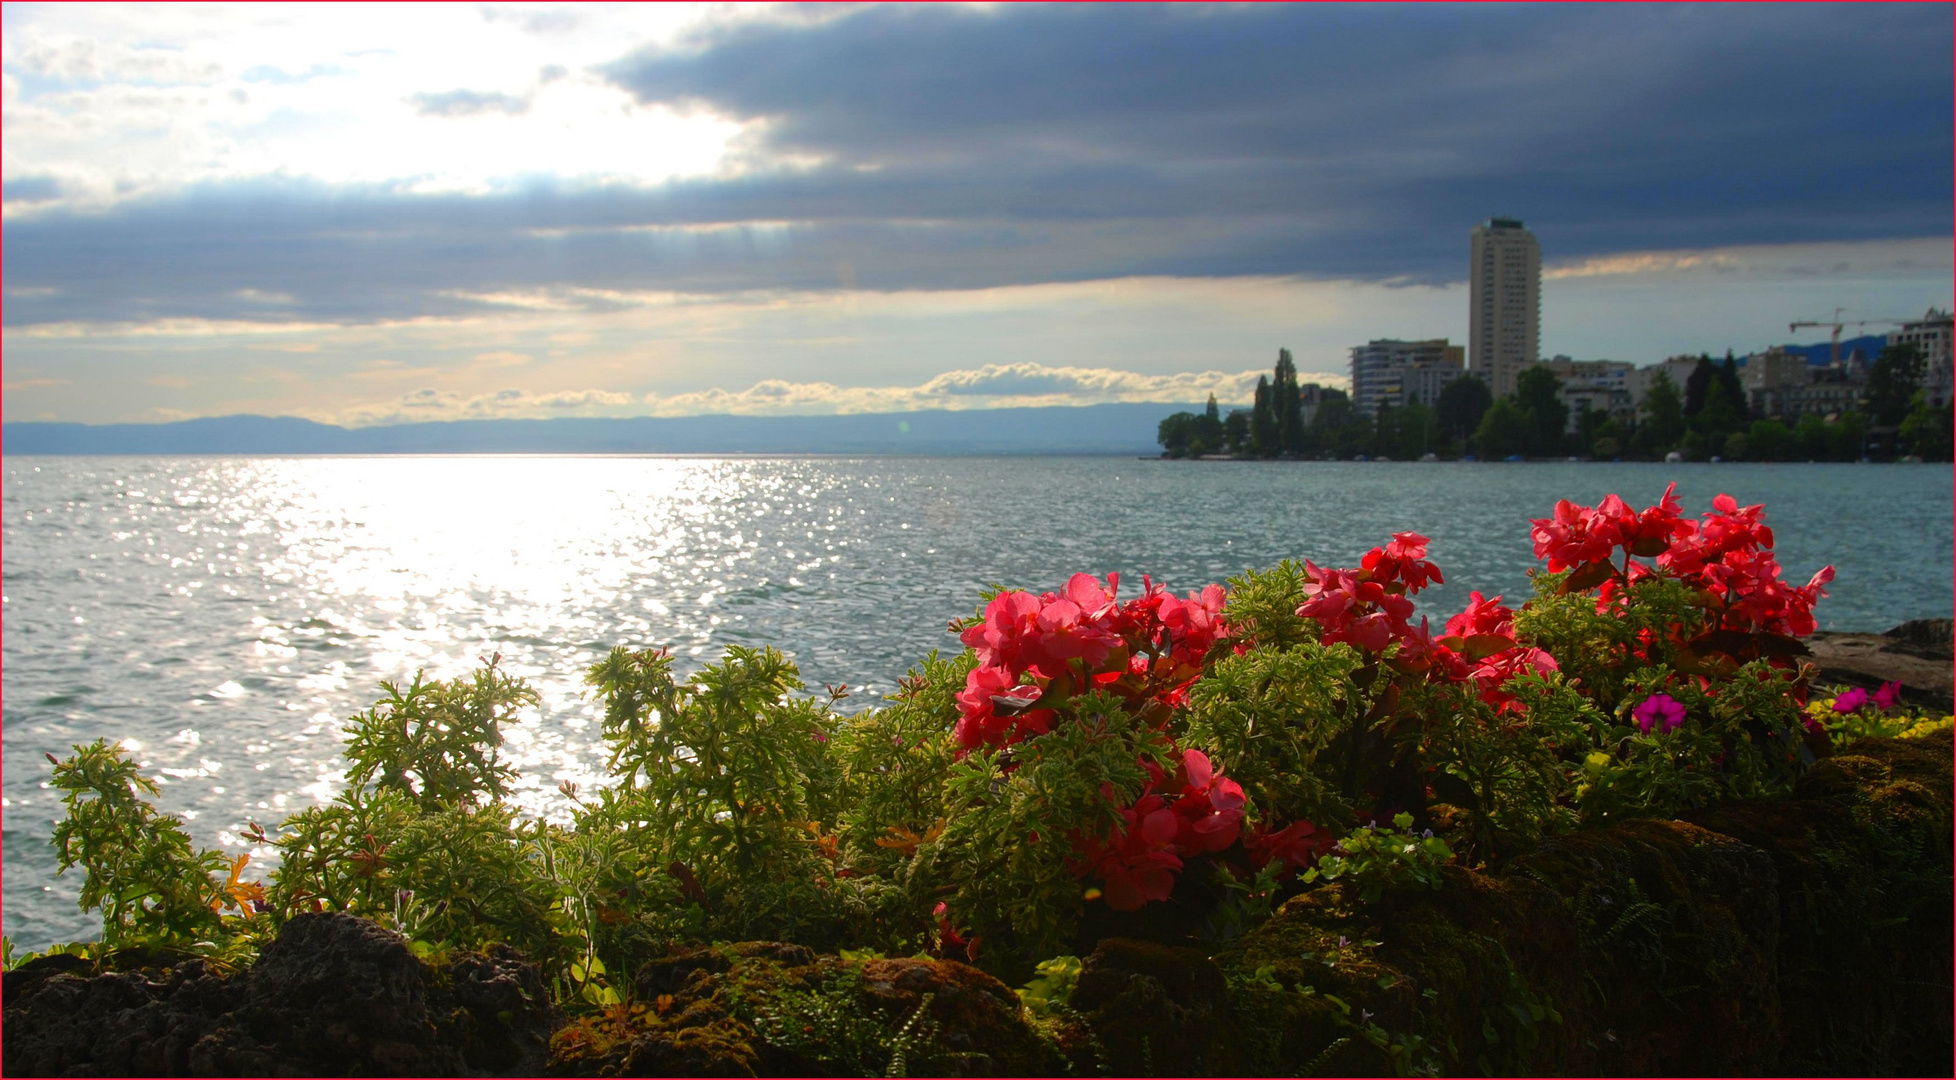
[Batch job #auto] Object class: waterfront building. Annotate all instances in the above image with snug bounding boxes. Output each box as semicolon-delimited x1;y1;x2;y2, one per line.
1627;356;1704;408
1296;382;1329;429
1533;356;1636;431
1469;218;1541;398
1889;308;1954;407
1348;339;1465;418
1741;346;1814;419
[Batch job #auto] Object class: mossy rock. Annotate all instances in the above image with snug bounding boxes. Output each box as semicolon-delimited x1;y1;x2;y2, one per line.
1206;732;1952;1077
549;943;1065;1077
0;913;554;1077
1682;731;1953;1076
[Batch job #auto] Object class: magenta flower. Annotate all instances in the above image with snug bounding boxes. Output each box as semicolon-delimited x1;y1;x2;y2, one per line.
1872;681;1904;712
1831;687;1870;714
1633;693;1685;734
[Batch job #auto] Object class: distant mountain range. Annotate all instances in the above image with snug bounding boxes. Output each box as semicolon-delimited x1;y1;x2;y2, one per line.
1;403;1201;456
1775;335;1892;366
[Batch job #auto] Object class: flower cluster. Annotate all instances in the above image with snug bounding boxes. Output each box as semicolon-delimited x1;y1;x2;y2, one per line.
1293;536;1557;715
1532;485;1835;639
1070;749;1248;910
955;573;1228;750
1659;494;1834;636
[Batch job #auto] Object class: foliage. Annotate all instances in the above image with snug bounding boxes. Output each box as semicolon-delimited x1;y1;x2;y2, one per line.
341;655;535;809
1435;375;1492;453
38;482;1862;1028
1017;954;1082;1018
48;739;235;945
1304;813;1453;904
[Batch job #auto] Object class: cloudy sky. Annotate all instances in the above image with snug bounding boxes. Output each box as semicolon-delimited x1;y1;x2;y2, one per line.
3;2;1950;426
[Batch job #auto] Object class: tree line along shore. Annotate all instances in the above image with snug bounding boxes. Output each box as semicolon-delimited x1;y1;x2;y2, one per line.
1158;347;1953;462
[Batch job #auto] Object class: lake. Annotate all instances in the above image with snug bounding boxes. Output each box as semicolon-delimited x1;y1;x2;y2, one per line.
4;455;1950;947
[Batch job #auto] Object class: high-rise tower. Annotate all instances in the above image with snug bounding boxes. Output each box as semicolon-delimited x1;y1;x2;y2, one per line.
1469;218;1540;398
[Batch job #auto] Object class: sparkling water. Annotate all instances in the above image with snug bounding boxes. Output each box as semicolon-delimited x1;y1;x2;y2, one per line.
5;455;1949;947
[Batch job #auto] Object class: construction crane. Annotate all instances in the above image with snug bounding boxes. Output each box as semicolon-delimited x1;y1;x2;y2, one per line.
1789;310;1907;368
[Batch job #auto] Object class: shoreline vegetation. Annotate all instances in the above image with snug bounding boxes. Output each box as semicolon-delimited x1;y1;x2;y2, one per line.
1157;347;1955;463
6;487;1953;1076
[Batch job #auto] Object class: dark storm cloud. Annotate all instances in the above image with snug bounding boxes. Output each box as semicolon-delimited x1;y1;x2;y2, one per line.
5;3;1948;328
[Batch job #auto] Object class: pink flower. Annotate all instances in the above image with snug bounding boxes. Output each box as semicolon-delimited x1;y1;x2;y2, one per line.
1632;693;1685;734
1361;532;1445;594
1444;591;1515;639
1873;681;1904;711
1831;687;1870;714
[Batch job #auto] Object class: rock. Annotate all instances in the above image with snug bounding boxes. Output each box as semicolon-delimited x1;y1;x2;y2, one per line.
552;943;1062;1077
1203;731;1953;1078
1806;618;1954;710
1684;732;1954;1076
1059;939;1240;1077
1;912;554;1077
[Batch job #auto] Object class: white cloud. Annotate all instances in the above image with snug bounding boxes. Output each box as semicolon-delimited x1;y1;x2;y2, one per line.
1;4;754;212
333;362;1341;427
1545;237;1953;282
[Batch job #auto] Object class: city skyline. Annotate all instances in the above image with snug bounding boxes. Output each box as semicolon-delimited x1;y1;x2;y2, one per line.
2;3;1950;427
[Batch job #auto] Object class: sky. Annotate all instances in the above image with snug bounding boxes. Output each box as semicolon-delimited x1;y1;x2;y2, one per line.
3;2;1951;427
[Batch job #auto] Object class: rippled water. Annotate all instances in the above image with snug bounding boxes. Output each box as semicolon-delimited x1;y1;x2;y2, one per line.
4;455;1949;947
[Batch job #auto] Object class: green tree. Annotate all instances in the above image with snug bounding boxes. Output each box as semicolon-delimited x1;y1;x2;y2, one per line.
1694;377;1745;446
1574;405;1610;459
1747;419;1793;461
1638;372;1686;454
1793;413;1831;460
1515;366;1568;456
1156;411;1201;458
1436;376;1492;456
1867;343;1924;427
1683;355;1716;418
1307;389;1361;459
1899;393;1953;461
1718;356;1749;425
1222;408;1251;456
1472;398;1532;459
1828;411;1871;460
1273;349;1303;455
1250;376;1276;457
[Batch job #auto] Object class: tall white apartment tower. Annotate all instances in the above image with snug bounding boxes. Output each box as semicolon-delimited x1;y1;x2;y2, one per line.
1469;217;1541;398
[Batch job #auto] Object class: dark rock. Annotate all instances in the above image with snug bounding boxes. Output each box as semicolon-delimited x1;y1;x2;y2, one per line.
1206;731;1952;1078
1807;618;1954;709
1;912;554;1076
1063;939;1238;1076
1884;617;1955;660
1685;732;1954;1076
556;944;1060;1077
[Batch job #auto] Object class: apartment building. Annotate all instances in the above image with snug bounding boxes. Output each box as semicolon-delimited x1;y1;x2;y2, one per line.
1469;218;1541;398
1890;308;1954;407
1348;339;1465;418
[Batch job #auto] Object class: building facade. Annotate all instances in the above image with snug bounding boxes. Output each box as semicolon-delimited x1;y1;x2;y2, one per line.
1741;346;1813;419
1348;338;1465;418
1469;218;1541;399
1890;308;1954;407
1626;356;1704;409
1534;356;1636;431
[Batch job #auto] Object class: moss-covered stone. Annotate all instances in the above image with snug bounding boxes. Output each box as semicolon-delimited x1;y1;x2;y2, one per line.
1682;731;1953;1076
549;943;1065;1077
1198;732;1952;1078
0;912;554;1077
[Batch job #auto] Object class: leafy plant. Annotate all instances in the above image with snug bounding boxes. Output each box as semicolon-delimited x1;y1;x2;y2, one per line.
341;655;536;809
48;740;233;944
1306;813;1453;903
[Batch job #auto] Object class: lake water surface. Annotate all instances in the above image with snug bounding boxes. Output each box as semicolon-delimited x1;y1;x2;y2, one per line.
4;455;1949;947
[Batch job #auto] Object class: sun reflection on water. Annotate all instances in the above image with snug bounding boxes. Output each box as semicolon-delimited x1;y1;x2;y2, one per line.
4;455;1949;947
